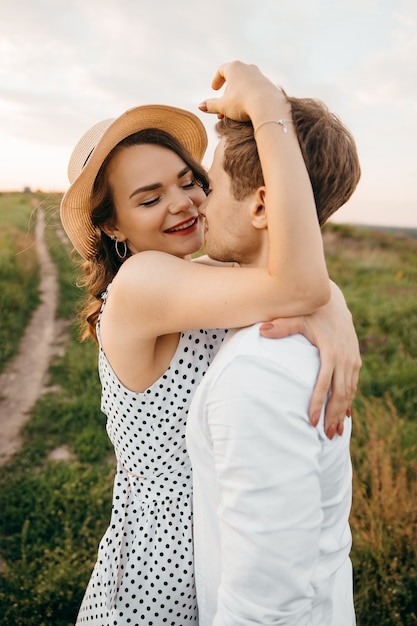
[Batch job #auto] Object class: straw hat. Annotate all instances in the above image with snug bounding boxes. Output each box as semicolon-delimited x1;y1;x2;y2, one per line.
60;104;208;259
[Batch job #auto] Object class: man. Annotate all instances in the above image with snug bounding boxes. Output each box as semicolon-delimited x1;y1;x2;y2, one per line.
186;96;361;625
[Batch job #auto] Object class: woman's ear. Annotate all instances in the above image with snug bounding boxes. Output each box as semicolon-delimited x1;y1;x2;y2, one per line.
102;224;126;241
250;187;267;230
101;225;114;239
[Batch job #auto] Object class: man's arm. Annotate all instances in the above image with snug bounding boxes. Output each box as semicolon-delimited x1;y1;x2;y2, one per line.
207;349;323;625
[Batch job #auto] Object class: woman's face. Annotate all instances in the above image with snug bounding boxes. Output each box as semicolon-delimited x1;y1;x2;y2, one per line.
107;143;207;258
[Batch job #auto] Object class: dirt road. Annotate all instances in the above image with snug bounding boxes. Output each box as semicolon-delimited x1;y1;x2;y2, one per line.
0;203;69;464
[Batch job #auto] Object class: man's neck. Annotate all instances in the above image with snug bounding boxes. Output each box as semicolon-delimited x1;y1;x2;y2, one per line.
239;246;268;269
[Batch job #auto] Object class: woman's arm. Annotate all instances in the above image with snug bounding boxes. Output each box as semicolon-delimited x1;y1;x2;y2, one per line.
201;61;330;311
260;281;361;438
110;62;329;337
194;253;360;439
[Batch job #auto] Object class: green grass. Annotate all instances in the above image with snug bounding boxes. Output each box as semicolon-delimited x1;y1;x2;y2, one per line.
0;193;39;372
0;463;113;626
323;222;417;624
350;396;417;625
0;204;416;624
324;223;417;421
0;197;113;625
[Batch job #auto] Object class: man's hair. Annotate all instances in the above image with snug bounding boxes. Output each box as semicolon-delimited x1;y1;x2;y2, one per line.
215;96;361;227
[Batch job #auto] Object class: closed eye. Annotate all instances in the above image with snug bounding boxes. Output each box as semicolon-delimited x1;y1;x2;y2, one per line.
140;196;161;207
181;176;200;190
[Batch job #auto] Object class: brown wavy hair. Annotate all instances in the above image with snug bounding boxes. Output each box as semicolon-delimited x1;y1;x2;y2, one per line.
216;95;361;226
78;128;209;342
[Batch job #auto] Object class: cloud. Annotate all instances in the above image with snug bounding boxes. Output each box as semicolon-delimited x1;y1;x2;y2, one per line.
0;0;416;226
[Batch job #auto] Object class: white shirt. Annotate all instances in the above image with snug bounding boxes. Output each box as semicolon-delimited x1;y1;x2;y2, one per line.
186;324;355;626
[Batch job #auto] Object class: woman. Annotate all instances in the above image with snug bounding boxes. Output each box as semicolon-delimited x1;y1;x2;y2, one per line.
60;62;358;624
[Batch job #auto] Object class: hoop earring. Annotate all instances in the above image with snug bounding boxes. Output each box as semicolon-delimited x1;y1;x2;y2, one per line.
114;239;128;260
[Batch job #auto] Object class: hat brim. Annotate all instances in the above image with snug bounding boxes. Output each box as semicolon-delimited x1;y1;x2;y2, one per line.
60;104;208;259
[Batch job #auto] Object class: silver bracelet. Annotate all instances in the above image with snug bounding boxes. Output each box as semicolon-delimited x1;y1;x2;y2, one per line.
254;119;294;136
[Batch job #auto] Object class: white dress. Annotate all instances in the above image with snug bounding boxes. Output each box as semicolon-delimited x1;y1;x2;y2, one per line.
75;289;227;625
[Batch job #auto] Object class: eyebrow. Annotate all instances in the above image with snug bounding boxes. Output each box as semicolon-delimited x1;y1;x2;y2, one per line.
129;166;191;199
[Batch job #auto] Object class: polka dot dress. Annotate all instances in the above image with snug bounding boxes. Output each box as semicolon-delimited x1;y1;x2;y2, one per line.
75;290;227;625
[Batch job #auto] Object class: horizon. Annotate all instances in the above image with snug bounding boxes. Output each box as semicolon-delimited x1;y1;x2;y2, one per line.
1;187;416;234
1;0;416;229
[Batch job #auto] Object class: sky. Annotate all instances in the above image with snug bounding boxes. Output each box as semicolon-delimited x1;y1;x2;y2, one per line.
0;0;416;228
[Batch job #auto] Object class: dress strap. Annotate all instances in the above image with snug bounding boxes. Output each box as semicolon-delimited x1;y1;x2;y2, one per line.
98;284;111;319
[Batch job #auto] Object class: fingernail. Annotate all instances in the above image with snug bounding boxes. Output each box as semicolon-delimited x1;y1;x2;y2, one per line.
310;411;320;427
326;425;336;440
346;408;352;418
259;322;274;331
198;101;208;111
337;423;344;436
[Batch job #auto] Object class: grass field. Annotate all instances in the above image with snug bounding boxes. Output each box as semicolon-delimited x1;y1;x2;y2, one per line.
0;193;39;373
0;193;416;625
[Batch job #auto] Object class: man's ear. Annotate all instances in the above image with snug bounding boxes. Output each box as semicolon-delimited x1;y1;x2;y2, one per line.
250;187;267;230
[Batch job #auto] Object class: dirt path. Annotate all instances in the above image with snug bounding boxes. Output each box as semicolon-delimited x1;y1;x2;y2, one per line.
0;202;69;465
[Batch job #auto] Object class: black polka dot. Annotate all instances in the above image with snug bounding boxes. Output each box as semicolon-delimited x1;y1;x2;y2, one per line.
76;310;228;624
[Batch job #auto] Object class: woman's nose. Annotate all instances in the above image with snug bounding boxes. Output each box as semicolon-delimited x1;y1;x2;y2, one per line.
168;189;193;213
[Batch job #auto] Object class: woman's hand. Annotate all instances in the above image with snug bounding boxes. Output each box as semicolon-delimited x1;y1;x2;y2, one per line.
199;60;288;126
260;282;361;439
